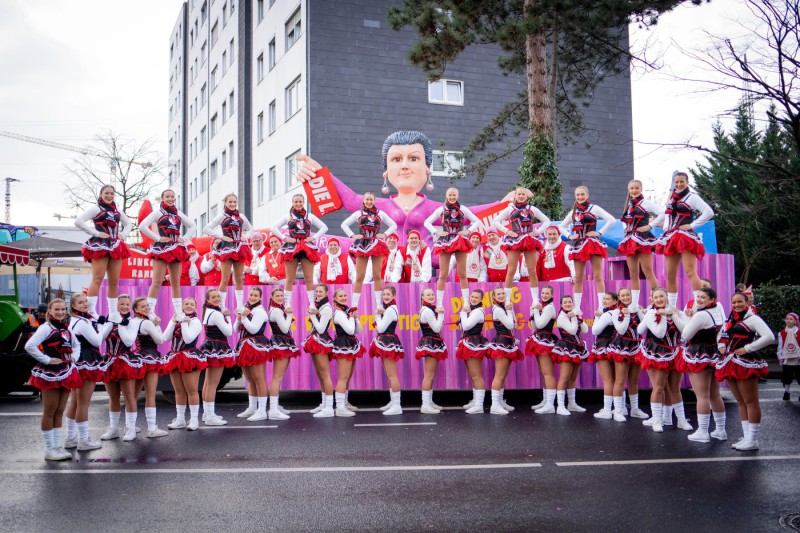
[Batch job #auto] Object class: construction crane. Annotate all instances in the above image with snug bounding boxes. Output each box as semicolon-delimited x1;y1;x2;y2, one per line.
4;177;20;223
0;130;154;180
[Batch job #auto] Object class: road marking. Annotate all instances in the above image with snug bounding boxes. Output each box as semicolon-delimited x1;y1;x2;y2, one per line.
354;422;437;427
0;462;542;475
199;425;278;429
556;455;800;467
0;412;40;416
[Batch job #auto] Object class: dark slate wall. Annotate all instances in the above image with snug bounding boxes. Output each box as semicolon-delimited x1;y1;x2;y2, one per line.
308;0;633;229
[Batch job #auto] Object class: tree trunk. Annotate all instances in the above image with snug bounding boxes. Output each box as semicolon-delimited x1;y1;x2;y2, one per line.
525;0;551;136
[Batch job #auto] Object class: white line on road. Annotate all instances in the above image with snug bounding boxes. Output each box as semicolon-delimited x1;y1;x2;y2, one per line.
353;422;437;427
556;455;800;467
0;413;40;416
0;462;542;475
199;425;278;429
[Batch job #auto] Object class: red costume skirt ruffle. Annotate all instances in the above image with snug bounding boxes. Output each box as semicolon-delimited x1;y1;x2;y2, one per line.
214;243;253;264
655;230;705;259
455;336;489;361
148;243;190;264
715;354;768;381
433;234;471;255
369;335;405;360
617;232;658;256
81;238;131;262
279;240;320;263
237;342;272;367
29;366;83;391
303;333;334;355
108;355;147;381
568;238;608;262
525;332;557;357
350;238;390;258
169;351;208;373
501;233;543;254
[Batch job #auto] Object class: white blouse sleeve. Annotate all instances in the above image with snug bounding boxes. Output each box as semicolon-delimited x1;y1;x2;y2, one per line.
612;310;631;334
341;211;361;237
180;211;197;239
74;206;102;237
240;213;254;239
424;207;444;236
493;307;515;330
558;211;574;238
118;320;138;347
375;307;398;334
592;205;616;235
138;211;161;242
203;214;225;238
644;310;667;338
181;318;202;344
140;319;165;345
268;307;293;334
643;199;665;228
492;205;513;234
461;206;483;233
460;308;485;331
743;316;775;353
533;305;556;329
162;320;176;342
333;310;355;335
309;214;328;238
208;310;233;336
242;307;268;334
531;205;551;229
72;318;103;348
310;305;332;334
688;192;714;229
379;210;397;236
25;325;56;365
592;311;614;335
556;313;578;335
118;210;132;238
270;215;290;238
681;311;711;342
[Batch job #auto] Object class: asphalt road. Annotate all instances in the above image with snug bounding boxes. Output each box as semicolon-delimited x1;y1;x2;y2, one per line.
1;383;799;532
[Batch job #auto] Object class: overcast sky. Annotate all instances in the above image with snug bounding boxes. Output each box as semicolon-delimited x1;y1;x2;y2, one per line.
0;0;760;229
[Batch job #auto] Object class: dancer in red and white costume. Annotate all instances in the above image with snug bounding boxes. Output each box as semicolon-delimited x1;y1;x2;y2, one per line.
341;191;398;308
99;294;133;441
370;286;405;415
163;297;204;431
382;233;406;283
778;312;800;401
234;288;271;422
271;193;328;312
676;287;727;443
75;185;132;318
493;187;550;307
608;287;648;421
457;289;489;414
536;226;575;283
258;235;286;285
25;299;82;461
416;288;448;414
617;180;664;306
558;186;615;315
244;232;268;286
551;295;588;415
591;292;621;421
267;287;300;420
424;188;484;311
140;189;196;318
403;230;432;283
483;229;509;283
63;293;112;452
636;287;687;433
331;289;364;417
487;287;524;415
204;193;254;312
716;292;774;450
198;289;235;426
526;285;558;414
305;284;335;418
313;238;355;284
655;172;714;310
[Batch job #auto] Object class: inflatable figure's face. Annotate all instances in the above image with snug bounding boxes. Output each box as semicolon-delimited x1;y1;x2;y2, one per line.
383;143;430;195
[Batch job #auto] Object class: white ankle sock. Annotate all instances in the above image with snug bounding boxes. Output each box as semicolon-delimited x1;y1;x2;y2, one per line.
749;422;760;441
651;403;663;422
567;388;578;405
461;288;469;308
504;288;512;304
284;290;292;307
674;402;687;422
248;396;257;411
556;390;566;407
490;389;502;406
52;427;63;448
530;287;539;305
324;394;334;409
374;291;382;307
667;292;678;308
436;290;444;308
422;390;433;407
603;395;613;411
108;410;120;430
219;292;227;309
741;420;750;438
307;290;316;307
125;411;137;429
257;397;268;412
573;293;583;314
235;289;244;309
473;389;485;406
663;405;674;423
147;297;158;316
335;392;346;409
631;289;640;307
77;421;89;441
172;298;182;316
612;396;623;413
205;402;215;417
352;292;361;306
712;410;726;431
108;297;118;316
145;407;157;431
697;413;711;433
546;389;556;406
269;395;280;411
87;296;98;316
65;417;77;440
41;429;53;452
189;404;200;422
390;390;401;407
630;393;639;410
175;404;186;419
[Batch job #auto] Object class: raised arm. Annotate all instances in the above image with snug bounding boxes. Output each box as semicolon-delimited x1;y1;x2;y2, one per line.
592;311;614;335
460;308;485;331
556;313;578;335
533;305;556;330
242;307;268;334
375;307;398;334
181;318;202;344
270;215;290;238
72;319;104;347
180;211;197;239
162;319;176;342
642;199;665;228
310;305;333;334
558;211;574;238
209;310;233;337
421;307;445;333
491;205;513;234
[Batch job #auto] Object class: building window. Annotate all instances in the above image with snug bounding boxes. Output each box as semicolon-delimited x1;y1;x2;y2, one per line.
189;66;194;86
210;65;218;92
269;0;275;8
210;160;218;184
221;101;227;124
257;0;264;23
222;2;228;25
210;113;218;138
221;51;227;74
257;174;265;205
257;112;264;143
268;38;276;70
228;91;234;117
229;141;234;167
285;8;301;50
230;0;235;13
189;181;194;200
221;150;227;171
431;150;464;177
268;100;276;134
200;126;207;150
428;79;464;106
285;149;301;190
257;53;264;83
229;39;234;67
200;41;206;65
285;77;301;120
200;212;207;230
189;141;194;161
210;205;217;219
200;169;207;192
210;21;219;48
269;166;277;199
200;83;207;107
200;0;207;23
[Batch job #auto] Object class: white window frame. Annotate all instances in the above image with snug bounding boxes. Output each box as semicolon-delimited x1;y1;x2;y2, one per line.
257;0;264;23
269;166;277;199
268;100;276;134
285;8;301;51
257;53;264;83
268;37;276;70
285;149;301;191
285;76;301;120
257;112;264;144
431;150;464;178
257;173;265;205
427;79;464;106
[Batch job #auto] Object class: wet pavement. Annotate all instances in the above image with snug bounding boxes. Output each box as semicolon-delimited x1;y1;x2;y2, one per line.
1;383;799;532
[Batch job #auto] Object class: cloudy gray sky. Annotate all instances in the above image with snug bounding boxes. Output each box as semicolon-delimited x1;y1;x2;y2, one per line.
0;0;759;229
